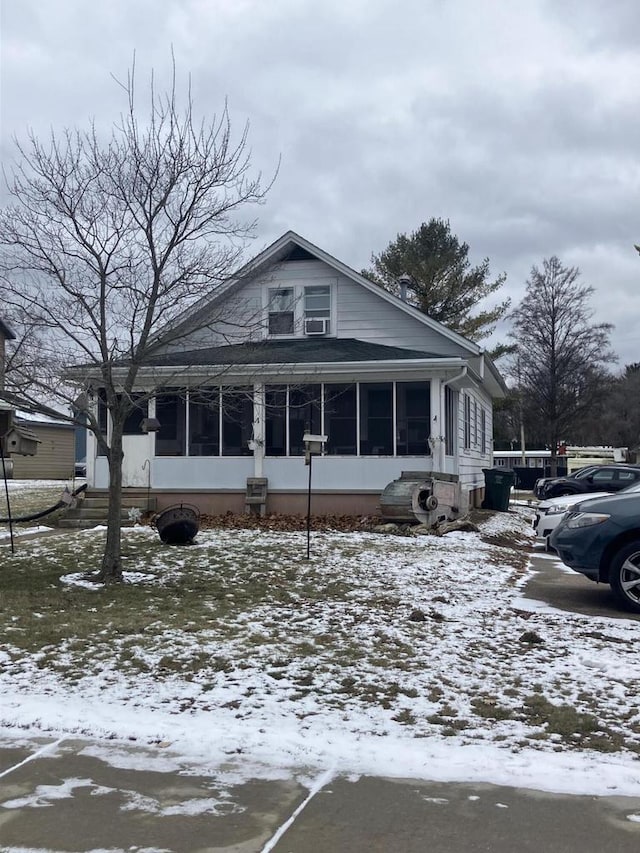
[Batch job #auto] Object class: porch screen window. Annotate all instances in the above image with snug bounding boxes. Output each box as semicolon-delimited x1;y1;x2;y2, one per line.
289;384;321;455
122;396;148;435
189;389;220;456
268;288;294;335
396;382;430;456
325;384;357;455
265;386;287;456
222;390;253;456
156;392;186;456
445;386;457;456
359;383;393;455
304;286;330;331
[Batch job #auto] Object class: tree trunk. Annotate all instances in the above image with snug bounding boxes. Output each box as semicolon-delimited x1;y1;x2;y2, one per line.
550;449;558;477
99;428;124;583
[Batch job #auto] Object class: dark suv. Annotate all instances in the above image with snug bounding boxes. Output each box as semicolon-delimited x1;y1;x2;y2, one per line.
549;489;640;613
535;465;640;500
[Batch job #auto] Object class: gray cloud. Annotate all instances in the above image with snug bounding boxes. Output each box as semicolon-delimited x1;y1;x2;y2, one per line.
1;0;638;365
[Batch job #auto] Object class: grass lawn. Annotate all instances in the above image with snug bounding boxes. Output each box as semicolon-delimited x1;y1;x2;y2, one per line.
1;509;639;767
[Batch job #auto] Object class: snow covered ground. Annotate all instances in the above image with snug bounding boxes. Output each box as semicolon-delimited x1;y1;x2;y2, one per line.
1;492;639;798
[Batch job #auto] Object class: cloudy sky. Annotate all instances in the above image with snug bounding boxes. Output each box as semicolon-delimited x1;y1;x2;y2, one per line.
1;0;639;365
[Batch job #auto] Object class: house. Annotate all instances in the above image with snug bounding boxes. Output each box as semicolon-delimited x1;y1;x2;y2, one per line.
1;315;77;480
9;414;76;480
0;316;16;393
84;231;507;516
0;316;16;458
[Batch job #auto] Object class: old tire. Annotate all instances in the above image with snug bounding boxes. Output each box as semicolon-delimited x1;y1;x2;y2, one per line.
609;540;640;613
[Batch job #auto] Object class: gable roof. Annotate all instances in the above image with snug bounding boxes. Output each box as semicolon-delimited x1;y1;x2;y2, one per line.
152;230;482;357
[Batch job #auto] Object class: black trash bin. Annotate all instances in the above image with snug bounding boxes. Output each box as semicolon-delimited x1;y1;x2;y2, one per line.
512;466;542;491
482;468;515;511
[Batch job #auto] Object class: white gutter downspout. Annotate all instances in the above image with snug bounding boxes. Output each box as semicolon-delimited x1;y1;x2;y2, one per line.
439;366;468;471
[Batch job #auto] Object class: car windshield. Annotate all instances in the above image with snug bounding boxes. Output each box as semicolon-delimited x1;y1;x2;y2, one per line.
571;466;599;479
570;465;598;480
620;480;640;493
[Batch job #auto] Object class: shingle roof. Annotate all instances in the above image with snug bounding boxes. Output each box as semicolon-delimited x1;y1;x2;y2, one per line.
147;338;444;367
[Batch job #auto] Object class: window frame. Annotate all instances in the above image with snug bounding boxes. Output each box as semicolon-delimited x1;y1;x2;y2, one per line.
267;287;295;336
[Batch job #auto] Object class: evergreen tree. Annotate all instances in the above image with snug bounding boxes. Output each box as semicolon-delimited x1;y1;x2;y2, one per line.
362;218;509;342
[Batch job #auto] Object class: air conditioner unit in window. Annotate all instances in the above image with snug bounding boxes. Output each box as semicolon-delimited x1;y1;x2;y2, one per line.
304;317;329;335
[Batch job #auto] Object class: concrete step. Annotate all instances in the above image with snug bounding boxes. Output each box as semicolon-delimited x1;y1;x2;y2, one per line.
63;508;134;520
56;489;157;529
58;518;136;529
80;496;156;509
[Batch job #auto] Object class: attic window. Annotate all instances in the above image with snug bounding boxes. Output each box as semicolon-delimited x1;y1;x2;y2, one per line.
268;288;294;335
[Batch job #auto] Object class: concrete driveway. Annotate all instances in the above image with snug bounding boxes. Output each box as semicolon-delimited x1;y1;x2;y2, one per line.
525;549;640;621
1;737;640;852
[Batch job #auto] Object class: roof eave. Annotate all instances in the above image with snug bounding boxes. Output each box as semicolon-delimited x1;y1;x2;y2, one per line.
82;357;471;387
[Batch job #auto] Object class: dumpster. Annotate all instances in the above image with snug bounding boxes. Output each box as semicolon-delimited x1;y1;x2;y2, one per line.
512;466;542;491
482;468;515;511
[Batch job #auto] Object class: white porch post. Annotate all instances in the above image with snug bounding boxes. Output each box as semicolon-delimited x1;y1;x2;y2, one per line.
86;397;97;487
429;377;444;471
253;383;265;478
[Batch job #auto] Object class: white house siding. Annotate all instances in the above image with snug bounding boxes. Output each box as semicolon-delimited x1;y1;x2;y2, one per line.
159;281;265;353
455;385;493;506
152;457;254;490
153;259;474;358
262;456;430;492
335;276;471;356
158;260;338;353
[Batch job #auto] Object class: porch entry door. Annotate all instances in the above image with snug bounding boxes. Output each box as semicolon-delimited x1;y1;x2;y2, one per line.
121;435;150;488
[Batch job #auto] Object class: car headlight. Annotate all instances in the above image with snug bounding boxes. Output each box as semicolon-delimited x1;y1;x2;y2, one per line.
546;504;571;515
565;512;610;529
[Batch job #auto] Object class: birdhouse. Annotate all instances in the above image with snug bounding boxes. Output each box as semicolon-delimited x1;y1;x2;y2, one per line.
3;425;41;456
140;417;161;434
303;433;327;464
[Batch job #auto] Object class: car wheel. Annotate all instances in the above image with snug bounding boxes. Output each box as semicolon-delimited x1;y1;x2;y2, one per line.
609;541;640;613
549;488;575;498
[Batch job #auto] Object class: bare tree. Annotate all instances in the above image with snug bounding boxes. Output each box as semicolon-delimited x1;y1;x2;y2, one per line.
508;257;615;475
0;60;273;582
581;363;640;450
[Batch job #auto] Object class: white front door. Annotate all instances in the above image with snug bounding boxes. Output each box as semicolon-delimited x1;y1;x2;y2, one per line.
121;435;151;487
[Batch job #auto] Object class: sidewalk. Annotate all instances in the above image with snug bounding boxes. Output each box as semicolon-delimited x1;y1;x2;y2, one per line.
1;735;640;852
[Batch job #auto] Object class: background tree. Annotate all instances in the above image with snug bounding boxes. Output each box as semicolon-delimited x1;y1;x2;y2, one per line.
508;257;615;475
0;61;271;583
362;218;510;342
581;364;640;450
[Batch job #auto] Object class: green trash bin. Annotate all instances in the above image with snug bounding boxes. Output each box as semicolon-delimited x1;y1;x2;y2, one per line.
482;468;515;511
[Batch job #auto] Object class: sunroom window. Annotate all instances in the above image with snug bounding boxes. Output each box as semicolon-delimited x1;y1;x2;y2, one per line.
396;382;430;455
156;391;186;456
359;383;393;455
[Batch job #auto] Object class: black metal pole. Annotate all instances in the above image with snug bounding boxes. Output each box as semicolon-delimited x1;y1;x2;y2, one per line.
306;453;313;560
0;441;14;554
